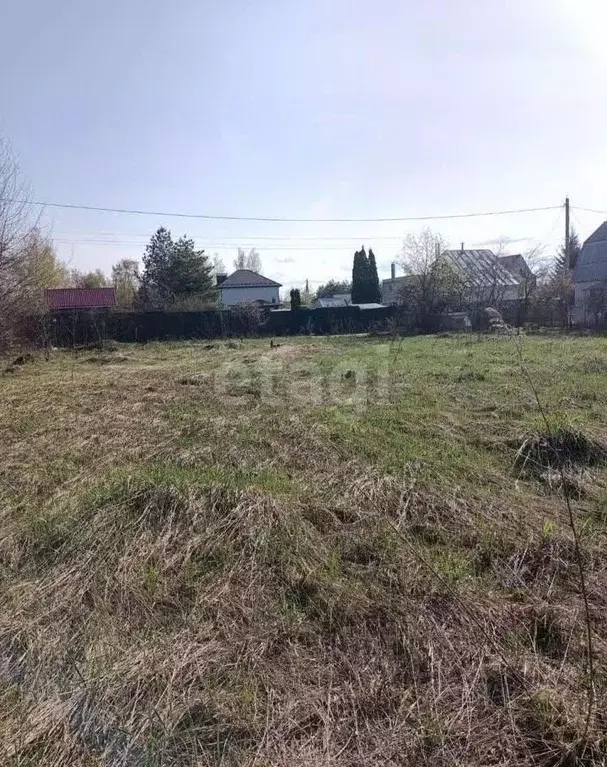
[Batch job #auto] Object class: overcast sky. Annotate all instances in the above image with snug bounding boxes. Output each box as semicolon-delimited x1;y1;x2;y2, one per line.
2;0;606;291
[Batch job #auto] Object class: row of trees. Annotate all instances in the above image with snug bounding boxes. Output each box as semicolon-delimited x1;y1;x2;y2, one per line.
0;134;265;347
315;279;351;299
59;242;266;311
0;134;591;344
0;134;271;347
64;240;266;311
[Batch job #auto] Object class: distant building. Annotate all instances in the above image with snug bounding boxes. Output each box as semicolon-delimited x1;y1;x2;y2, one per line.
381;275;419;305
382;251;533;308
498;254;535;286
381;262;420;305
441;249;522;303
314;293;351;308
572;221;607;324
45;287;117;311
218;269;281;307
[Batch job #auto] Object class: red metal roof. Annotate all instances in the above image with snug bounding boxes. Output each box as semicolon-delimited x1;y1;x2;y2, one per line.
45;287;117;310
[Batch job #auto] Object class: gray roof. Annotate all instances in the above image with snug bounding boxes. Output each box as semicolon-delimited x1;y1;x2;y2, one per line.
442;249;519;287
381;275;418;287
220;269;282;289
499;254;534;280
574;222;607;284
316;296;350;308
585;221;607;244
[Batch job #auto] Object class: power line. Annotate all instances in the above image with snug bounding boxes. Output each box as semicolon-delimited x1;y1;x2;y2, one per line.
53;239;362;251
573;206;607;216
5;197;562;223
53;231;407;241
569;206;584;234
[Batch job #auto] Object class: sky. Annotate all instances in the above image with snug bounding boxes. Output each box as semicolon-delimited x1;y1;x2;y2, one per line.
2;0;607;293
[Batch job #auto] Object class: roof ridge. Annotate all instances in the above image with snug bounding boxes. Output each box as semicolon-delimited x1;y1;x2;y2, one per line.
584;221;607;244
220;269;282;288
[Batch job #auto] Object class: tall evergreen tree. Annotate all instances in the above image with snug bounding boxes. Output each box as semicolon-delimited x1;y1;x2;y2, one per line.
554;228;582;274
140;227;174;305
351;247;369;303
170;236;213;297
139;227;214;307
367;248;381;303
290;288;301;310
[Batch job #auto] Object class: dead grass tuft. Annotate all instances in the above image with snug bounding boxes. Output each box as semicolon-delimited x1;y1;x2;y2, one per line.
83;354;129;365
516;427;607;471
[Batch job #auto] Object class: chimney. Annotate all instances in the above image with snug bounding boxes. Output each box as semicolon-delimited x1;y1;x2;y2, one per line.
391;263;396;282
216;273;227;286
461;242;465;253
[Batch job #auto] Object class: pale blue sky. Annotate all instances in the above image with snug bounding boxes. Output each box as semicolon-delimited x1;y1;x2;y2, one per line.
2;0;606;291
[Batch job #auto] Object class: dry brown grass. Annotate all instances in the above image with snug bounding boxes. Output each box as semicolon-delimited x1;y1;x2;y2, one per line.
1;337;607;765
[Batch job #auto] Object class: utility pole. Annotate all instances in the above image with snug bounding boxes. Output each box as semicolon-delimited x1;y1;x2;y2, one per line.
565;196;570;270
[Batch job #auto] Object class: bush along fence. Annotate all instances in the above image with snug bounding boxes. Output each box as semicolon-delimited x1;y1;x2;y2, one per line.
26;305;405;347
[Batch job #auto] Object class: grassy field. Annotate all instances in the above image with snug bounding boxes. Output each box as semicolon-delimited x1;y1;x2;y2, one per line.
1;333;607;765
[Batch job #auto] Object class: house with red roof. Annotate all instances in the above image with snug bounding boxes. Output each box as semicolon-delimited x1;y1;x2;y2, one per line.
45;288;117;311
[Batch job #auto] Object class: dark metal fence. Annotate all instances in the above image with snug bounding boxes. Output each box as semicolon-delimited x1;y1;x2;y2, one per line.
28;305;402;347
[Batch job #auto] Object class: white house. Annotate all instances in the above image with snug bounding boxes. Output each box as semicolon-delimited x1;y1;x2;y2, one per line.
572;221;607;325
218;269;282;307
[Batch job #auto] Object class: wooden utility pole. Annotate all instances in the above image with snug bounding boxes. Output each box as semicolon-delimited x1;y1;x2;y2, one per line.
565;196;571;270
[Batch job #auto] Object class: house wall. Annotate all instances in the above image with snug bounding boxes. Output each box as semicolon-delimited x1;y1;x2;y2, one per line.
572;281;607;325
381;279;408;305
220;286;280;306
502;284;524;303
573;283;587;324
381;278;522;307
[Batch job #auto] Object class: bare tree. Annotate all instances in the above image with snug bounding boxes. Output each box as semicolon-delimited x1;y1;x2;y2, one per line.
212;254;226;275
397;229;462;327
0;139;45;348
496;242;568;326
234;248;262;273
112;259;140;308
16;230;68;310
